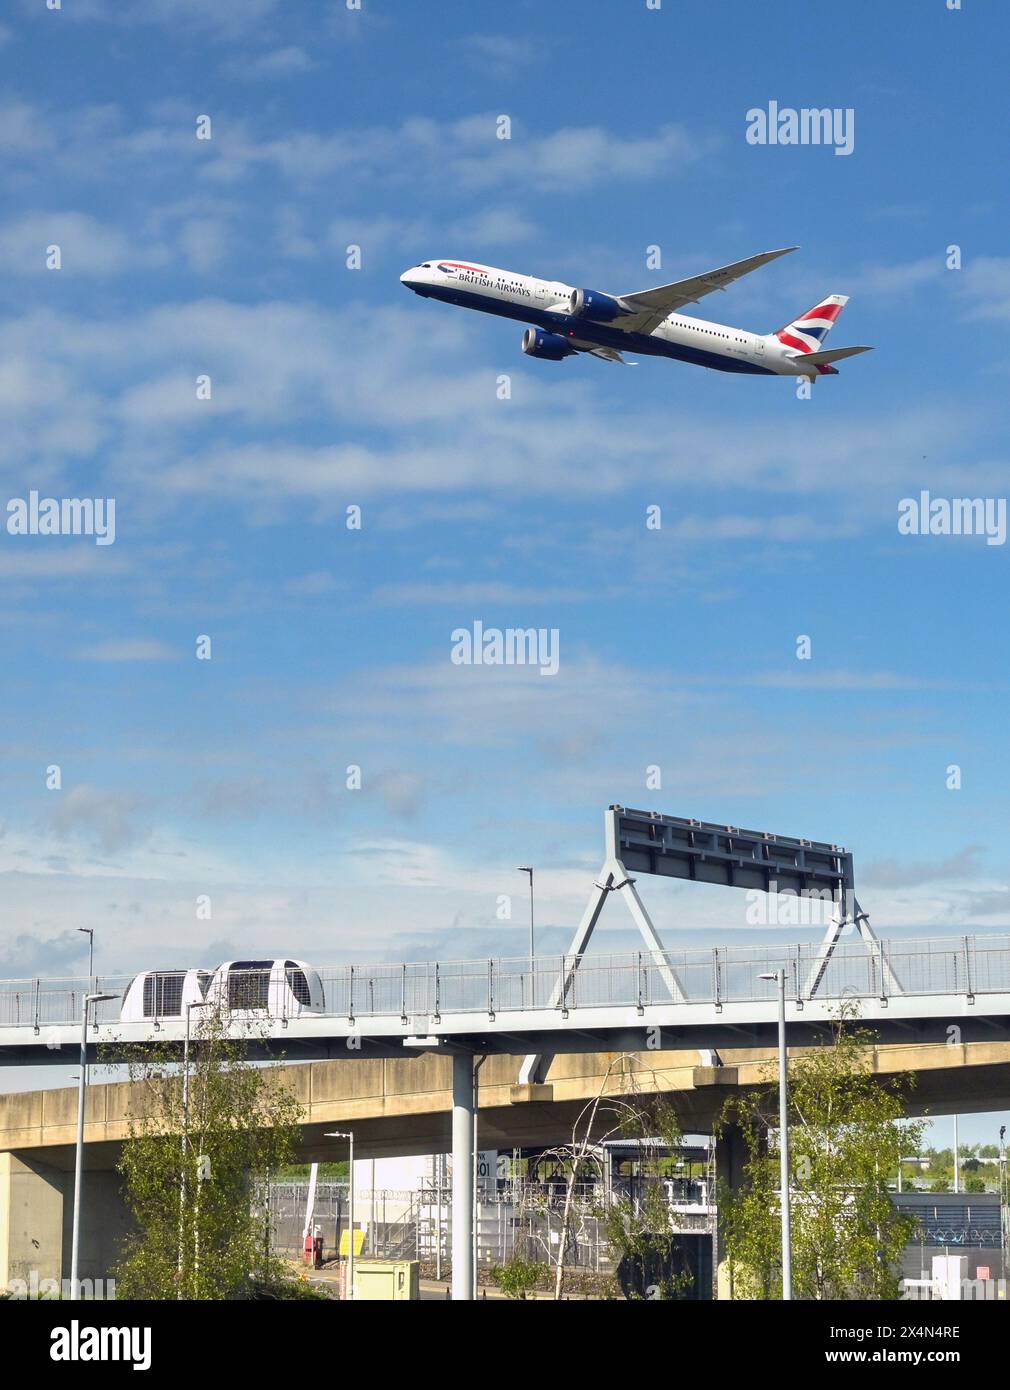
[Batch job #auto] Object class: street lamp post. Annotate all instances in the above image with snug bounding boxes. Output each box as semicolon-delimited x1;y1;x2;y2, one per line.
326;1130;355;1299
517;867;534;1005
77;927;95;981
77;930;96;1085
70;991;118;1300
760;969;792;1301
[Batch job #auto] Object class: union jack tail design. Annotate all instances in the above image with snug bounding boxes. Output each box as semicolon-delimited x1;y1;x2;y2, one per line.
775;293;848;354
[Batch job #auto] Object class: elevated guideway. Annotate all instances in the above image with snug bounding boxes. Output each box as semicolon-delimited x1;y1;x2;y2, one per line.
1;931;1009;1067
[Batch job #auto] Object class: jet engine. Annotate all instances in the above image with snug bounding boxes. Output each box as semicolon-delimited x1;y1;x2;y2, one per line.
567;288;634;322
522;327;575;361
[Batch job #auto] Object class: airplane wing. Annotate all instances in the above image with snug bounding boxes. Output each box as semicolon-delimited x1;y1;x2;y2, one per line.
612;246;799;335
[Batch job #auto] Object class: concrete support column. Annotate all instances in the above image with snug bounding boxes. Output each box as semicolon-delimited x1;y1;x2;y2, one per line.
451;1052;474;1301
0;1153;65;1292
715;1123;747;1300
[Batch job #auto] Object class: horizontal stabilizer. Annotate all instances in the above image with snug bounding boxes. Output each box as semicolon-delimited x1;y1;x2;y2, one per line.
798;345;873;366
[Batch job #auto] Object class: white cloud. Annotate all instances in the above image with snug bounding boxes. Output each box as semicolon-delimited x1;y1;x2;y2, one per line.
76;638;176;662
177;216;230;273
43;784;150;855
43;0;281;37
0;550;128;580
0;211;168;276
456;34;539;74
223;45;317;80
959;256;1010;321
0;98;55;154
195;112;707;192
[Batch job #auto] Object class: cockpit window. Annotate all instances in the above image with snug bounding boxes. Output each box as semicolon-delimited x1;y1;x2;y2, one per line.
421;262;431;268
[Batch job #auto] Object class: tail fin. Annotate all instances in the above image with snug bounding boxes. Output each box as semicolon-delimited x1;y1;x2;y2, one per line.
775;293;848;353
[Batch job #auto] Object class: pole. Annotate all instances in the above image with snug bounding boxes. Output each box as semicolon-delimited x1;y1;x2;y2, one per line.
348;1132;355;1300
472;1056;485;1298
78;929;94;1084
776;969;793;1301
435;1154;442;1281
953;1115;960;1194
69;991;115;1299
303;1162;319;1240
178;1002;193;1291
69;998;90;1300
528;869;535;1005
451;1052;475;1300
518;867;534;1006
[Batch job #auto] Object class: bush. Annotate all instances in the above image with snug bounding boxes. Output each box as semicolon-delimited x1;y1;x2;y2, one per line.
489;1256;550;1300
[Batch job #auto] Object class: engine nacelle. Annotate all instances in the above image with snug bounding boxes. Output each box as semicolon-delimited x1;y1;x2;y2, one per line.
522;327;575;361
568;288;633;322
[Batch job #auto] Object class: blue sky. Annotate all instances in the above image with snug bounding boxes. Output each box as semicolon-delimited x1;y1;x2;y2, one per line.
1;2;1008;1138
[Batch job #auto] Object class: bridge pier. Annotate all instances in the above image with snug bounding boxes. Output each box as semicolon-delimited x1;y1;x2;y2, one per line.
451;1052;474;1301
0;1153;64;1290
0;1152;134;1296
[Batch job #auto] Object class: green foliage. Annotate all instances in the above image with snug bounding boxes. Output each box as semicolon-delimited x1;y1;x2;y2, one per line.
718;1012;924;1300
111;1010;304;1300
594;1098;692;1300
489;1255;550;1299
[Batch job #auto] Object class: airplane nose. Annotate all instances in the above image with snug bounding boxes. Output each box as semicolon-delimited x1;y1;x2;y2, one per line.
399;269;414;286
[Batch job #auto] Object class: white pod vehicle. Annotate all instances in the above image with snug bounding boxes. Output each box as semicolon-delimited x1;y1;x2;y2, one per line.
206;959;325;1018
120;969;213;1022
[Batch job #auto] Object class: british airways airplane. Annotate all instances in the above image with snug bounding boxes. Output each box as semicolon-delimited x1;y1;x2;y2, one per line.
400;246;872;380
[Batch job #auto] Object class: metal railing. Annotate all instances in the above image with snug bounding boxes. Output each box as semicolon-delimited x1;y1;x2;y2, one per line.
1;933;1009;1033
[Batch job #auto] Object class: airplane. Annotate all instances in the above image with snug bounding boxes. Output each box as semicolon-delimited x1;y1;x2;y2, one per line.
400;246;872;381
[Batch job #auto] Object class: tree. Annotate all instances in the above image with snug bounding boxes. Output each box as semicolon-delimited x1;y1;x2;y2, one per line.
718;1011;924;1300
112;1009;304;1299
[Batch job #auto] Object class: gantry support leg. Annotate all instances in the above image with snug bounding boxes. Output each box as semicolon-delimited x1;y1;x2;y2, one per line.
803;896;903;999
519;856;687;1085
